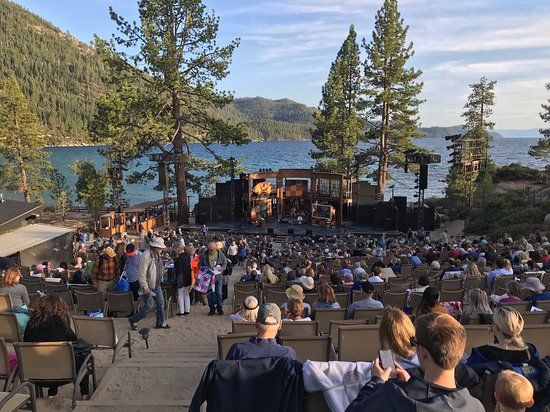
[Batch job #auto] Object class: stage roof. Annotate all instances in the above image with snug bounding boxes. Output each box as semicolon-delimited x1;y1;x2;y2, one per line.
0;223;73;257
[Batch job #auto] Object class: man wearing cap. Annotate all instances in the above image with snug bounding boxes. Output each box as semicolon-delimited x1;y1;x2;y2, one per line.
522;277;550;304
200;241;227;316
226;303;297;361
129;237;171;330
347;282;383;319
92;247;119;299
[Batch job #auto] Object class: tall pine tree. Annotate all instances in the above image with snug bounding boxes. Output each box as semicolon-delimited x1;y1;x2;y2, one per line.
530;82;550;169
362;0;423;200
311;25;364;179
0;76;52;202
91;0;248;224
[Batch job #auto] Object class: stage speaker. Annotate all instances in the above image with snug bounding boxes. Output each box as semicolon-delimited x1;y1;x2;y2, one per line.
419;164;428;190
288;229;294;236
356;205;374;227
393;196;407;211
267;228;274;235
306;229;313;237
373;202;398;230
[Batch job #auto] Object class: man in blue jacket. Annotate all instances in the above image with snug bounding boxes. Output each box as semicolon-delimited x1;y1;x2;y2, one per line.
346;313;483;412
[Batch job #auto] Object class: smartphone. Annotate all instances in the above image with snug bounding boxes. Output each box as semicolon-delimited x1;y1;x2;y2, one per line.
378;349;395;371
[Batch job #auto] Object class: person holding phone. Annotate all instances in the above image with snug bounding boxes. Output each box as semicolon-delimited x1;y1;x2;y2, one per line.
346;313;483;412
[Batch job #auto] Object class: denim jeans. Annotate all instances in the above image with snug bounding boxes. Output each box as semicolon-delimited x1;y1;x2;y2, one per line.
207;277;223;313
130;284;164;327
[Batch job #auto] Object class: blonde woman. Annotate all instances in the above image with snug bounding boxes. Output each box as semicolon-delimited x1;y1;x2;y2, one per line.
378;307;419;368
229;296;259;322
464;262;483;278
503;259;514;275
460;288;493;325
260;265;278;285
467;306;539;366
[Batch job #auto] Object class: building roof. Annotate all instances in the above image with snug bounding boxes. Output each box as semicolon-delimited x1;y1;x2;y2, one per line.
0;223;73;257
124;197;176;213
0;199;44;233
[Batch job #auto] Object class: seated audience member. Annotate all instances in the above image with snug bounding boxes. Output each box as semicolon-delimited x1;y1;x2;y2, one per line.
0;267;30;307
460;288;493;325
229;296;259;322
439;258;462;280
414;287;448;318
487;258;510;288
239;269;259;282
476;257;491;274
281;285;312;317
346;313;484;411
522;277;550;303
330;272;347;292
283;299;311;322
347;282;383;318
378;308;419;368
410;275;429;294
352;262;367;280
494;370;534;412
368;266;385;284
24;295;91;398
494;281;523;305
226;303;297;361
314;283;341;310
464;261;483;278
466;306;539;367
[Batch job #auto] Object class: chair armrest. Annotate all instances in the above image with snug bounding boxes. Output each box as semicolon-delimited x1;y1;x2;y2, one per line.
114;331;129;354
75;353;93;384
0;381;35;410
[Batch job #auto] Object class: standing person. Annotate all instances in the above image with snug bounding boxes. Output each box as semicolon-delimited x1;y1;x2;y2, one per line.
128;238;171;330
123;243;142;301
201;224;208;236
174;245;194;316
92;247;119;299
200;241;227;316
227;241;238;266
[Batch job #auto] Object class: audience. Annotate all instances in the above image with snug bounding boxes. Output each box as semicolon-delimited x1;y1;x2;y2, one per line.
282;285;312;317
460;288;493;325
494;370;534;412
0;267;30;307
347;282;383;318
229;296;259;322
414;287;448;318
283;299;311;322
314;283;341;310
378;308;419;368
522;277;550;304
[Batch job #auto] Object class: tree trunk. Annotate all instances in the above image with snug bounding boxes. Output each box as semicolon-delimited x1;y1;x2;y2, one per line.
378;102;389;201
172;91;189;225
14;112;30;203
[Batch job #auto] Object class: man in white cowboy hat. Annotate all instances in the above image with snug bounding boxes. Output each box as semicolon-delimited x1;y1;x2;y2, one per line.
522;277;550;304
129;237;171;330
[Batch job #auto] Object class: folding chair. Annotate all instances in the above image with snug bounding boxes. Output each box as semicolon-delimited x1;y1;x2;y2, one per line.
400;265;412;277
521;311;548;325
352;308;385;323
334;293;350;309
54;290;74;312
233;289;262;310
234;282;259;293
464;325;493;356
27;294;40;309
314;309;346;334
14;341;97;409
18;279;42;295
74;290;105;315
231;321;257;334
534;300;550;312
522;324;550;357
382;292;407;307
387;282;410;293
0;338;18;391
303;293;318;308
0;382;36;412
72;316;131;363
328;319;367;350
217;333;255;359
0;313;21;343
493;275;514;291
440;278;463;291
499;300;531;312
17;267;31;277
43;284;67;295
439;289;465;303
338;325;379;362
280;321;319;337
0;295;13;312
105;292;135;317
263;289;287;307
261;284;284;292
280;336;331;363
408;292;424;309
464;277;486;291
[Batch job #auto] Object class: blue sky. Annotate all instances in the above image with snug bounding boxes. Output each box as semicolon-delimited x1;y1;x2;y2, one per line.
13;0;550;129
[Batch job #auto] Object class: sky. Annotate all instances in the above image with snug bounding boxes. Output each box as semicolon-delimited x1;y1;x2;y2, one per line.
12;0;550;129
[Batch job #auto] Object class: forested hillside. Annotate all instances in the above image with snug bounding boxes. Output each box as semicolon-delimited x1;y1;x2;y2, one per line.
0;0;105;143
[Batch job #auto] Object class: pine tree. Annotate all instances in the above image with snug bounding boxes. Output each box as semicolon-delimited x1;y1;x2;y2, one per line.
530;82;550;168
362;0;423;200
69;160;110;226
461;76;496;170
311;25;364;178
90;0;249;224
0;76;52;202
55;190;71;220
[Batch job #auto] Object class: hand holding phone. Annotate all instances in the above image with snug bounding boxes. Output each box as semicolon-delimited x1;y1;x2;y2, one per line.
378;349;395;371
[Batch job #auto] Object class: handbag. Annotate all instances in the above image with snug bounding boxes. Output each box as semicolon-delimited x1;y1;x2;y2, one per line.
114;274;130;292
193;268;215;294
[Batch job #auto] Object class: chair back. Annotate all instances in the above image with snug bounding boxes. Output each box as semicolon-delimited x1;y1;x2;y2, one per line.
334;293;350;309
106;292;134;315
261;283;285;292
75;290;104;313
231;321;257;334
27;293;40;309
234;282;259;293
464;325;494;355
480;372;498;412
0;338;9;377
233;289;262;310
408;293;424;309
44;283;67;295
20;280;43;294
314;308;346;333
493;275;514;290
303;293;318;307
0;294;13;311
412;269;427;281
17;266;31;277
14;341;75;382
217;333;255;359
280;336;331;363
263;290;287;307
500;300;531;312
280;321;319;337
338;325;380;362
73;316;116;348
521;311;548;325
464;277;486;291
352;308;385;323
328;320;367;350
0;312;21;342
54;290;74;310
440;278;463;291
534;300;550;312
371;282;386;299
439;289;465;302
400;265;413;277
382;292;407;307
523;324;550;357
387;283;410;293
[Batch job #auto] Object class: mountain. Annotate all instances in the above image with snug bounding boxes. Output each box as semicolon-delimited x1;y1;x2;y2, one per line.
494;128;542;138
420;126;503;139
0;0;105;143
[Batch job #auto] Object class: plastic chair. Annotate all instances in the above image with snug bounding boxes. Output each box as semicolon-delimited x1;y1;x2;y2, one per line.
14;341;97;409
72;316;131;363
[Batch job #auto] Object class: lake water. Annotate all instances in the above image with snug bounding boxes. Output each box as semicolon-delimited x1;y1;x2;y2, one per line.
23;138;547;206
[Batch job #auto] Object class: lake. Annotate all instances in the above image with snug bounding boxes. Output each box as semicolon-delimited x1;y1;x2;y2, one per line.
23;138;547;206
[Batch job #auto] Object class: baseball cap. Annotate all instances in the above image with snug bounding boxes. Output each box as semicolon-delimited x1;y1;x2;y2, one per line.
257;303;281;325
